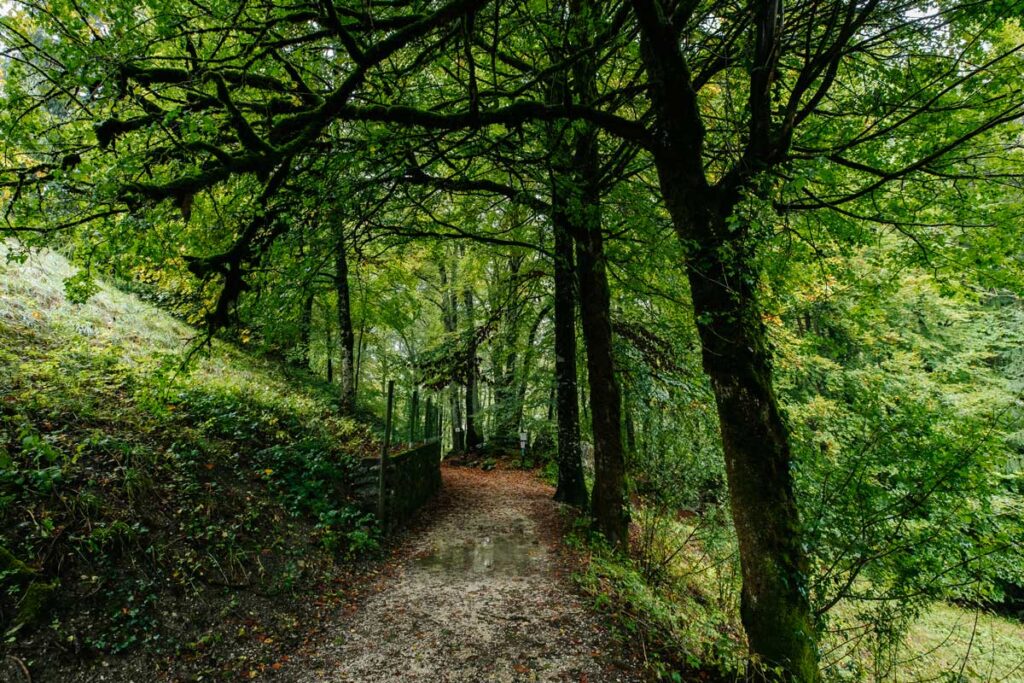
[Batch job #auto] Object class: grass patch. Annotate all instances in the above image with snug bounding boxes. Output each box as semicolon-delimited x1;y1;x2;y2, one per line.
822;601;1024;681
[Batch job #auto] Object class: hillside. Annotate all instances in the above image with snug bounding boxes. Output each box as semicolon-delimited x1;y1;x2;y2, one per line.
0;244;378;681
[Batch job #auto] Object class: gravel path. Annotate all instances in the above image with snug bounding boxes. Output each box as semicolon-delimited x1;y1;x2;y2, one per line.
293;465;642;682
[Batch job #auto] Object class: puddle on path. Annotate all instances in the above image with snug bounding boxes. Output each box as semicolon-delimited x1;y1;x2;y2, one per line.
413;527;544;575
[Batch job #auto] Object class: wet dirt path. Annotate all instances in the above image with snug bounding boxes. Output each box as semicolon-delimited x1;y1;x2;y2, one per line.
294;465;642;682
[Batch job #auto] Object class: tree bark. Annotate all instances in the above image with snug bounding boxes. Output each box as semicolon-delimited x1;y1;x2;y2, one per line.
440;259;465;452
546;24;589;508
564;0;629;547
325;322;334;384
686;216;819;681
463;282;484;450
493;256;524;446
334;225;356;414
574;207;629;548
514;304;549;435
550;216;587;508
630;0;820;676
451;384;464;452
354;319;366;397
299;289;314;368
623;386;637;461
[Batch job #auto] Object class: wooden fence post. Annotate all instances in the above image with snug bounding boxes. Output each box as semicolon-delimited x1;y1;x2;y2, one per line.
423;397;433;443
378;380;395;523
437;398;443;441
408;388;419;447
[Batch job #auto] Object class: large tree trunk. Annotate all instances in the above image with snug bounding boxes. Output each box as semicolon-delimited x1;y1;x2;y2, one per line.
334;226;356;414
630;2;819;675
688;217;819;681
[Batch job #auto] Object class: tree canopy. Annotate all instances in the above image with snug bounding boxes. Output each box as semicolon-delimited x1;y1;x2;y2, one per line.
2;0;1023;680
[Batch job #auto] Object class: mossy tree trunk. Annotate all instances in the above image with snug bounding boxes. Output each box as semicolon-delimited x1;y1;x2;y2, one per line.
631;0;820;676
686;213;819;681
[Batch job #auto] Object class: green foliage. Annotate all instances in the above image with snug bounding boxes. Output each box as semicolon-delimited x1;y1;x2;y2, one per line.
613;232;1024;677
774;249;1024;669
62;269;101;304
569;517;745;681
0;0;1022;677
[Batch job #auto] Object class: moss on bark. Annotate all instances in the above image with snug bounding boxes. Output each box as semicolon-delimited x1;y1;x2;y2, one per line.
16;580;59;626
0;545;35;580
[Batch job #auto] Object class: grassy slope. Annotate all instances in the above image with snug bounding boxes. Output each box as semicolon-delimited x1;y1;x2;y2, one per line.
0;245;377;680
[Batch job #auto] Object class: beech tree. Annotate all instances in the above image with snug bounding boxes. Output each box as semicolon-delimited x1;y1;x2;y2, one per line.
626;2;1023;676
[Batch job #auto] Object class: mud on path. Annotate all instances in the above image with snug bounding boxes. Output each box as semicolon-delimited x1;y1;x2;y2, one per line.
291;465;642;682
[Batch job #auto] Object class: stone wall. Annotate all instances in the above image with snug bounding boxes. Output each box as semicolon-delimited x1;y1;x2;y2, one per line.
353;439;442;529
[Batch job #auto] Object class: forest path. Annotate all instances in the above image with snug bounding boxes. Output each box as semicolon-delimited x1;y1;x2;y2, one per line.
293;465;642;682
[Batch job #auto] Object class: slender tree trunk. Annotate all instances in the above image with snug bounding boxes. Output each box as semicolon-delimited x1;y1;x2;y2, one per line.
623;387;637;461
451;385;464;452
463;283;483;450
440;259;465;452
543;1;595;510
546;381;555;422
334;226;356;414
493;256;524;446
514;304;549;433
325;322;333;384
354;320;366;397
299;290;314;368
493;334;520;445
550;216;587;508
295;237;314;369
574;209;629;548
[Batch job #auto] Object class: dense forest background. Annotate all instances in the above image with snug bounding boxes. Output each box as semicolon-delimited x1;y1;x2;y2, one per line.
1;0;1023;680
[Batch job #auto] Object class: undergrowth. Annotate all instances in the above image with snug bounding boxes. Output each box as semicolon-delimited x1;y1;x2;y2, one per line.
0;245;380;677
570;504;1024;682
566;511;746;682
